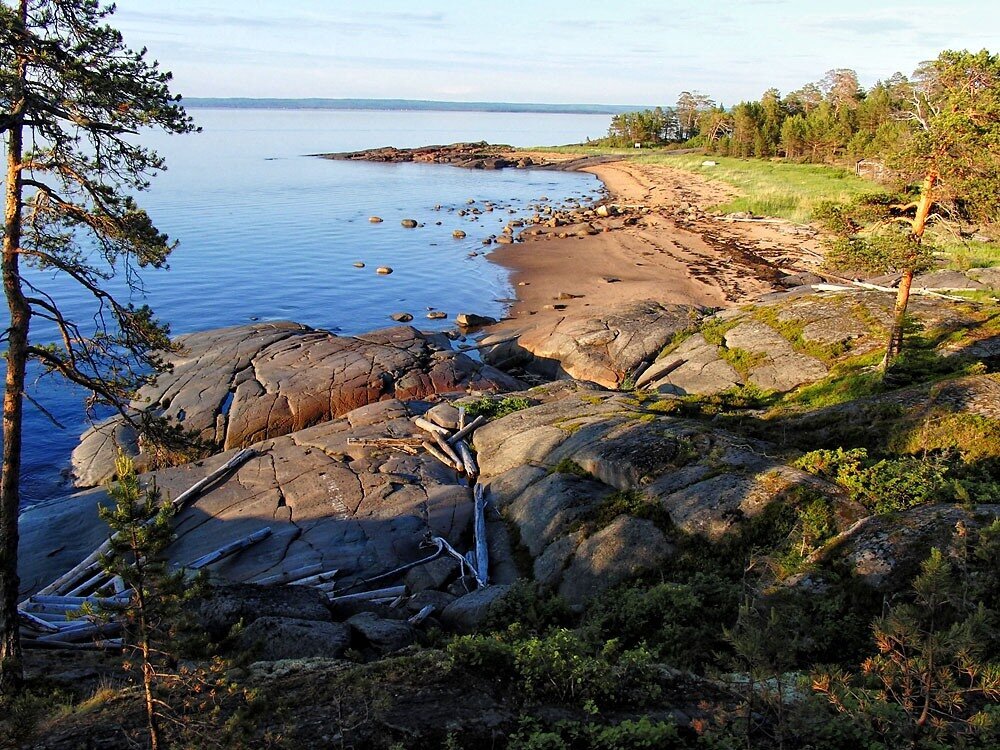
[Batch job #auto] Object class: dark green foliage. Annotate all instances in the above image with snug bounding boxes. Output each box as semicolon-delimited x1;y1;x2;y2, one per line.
816;547;1000;748
604;107;680;147
586;489;673;532
582;573;739;670
448;627;661;709
793;446;1000;514
826;230;936;276
508;716;687;750
482;580;575;634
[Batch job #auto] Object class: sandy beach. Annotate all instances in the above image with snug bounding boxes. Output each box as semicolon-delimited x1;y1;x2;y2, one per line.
485;154;825;342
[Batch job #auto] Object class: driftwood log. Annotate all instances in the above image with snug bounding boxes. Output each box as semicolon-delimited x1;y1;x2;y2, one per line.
186;527;272;570
33;447;258;599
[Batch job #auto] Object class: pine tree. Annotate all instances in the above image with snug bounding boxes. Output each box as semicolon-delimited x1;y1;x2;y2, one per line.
880;49;1000;367
0;0;195;696
815;548;1000;748
99;452;176;750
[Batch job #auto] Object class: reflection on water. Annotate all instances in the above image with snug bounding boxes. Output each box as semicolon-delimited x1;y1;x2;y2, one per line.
18;108;610;506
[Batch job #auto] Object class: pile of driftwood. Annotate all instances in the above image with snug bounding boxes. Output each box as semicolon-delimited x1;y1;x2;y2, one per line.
348;406;485;479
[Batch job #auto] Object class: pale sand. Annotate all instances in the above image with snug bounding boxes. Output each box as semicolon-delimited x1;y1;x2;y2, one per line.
486;156;824;339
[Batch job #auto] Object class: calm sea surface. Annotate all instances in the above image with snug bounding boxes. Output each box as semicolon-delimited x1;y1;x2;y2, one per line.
19;109;610;506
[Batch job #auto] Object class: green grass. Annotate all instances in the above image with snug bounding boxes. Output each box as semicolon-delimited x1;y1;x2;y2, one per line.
638;154;886;223
932;234;1000;270
524;148;890;224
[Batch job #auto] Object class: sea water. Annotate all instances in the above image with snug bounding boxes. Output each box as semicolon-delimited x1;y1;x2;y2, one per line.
17;108;610;506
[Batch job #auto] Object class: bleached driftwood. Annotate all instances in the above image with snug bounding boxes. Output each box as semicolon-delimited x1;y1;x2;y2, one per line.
331;539;445;597
458;406;466;431
17;609;60;634
455;440;479;478
814;280;991;304
432;432;463;468
34;447;258;598
473;483;489;586
413;417;450;437
251;563;323;586
408;604;435;625
447;415;485;446
347;437;425;449
22;638;123;651
170;447;258;509
288;568;340;587
66;570;112;598
36;621;122;643
27;592;131;608
328;585;406;603
422;440;461;471
433;535;480;586
186;527;272;570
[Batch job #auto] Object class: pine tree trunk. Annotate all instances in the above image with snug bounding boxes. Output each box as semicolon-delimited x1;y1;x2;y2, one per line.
880;170;938;371
0;1;28;699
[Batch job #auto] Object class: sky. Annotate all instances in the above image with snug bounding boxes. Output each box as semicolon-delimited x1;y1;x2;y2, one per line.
113;0;1000;106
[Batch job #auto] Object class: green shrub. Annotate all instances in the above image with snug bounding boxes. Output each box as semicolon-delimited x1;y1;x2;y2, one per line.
508;716;686;750
582;573;739;669
463;395;533;420
448;628;661;709
793;447;949;513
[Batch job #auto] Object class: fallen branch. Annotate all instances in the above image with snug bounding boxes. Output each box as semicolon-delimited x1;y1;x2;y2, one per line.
333;538;444;596
455;440;479;478
186;527;272;570
413;417;450;437
22;638;123;651
814;281;974;303
36;621;122;643
18;609;61;634
432;431;463;468
408;604;435;625
328;585;406;604
473;484;489;587
422;440;461;471
346;437;425;449
447;415;486;445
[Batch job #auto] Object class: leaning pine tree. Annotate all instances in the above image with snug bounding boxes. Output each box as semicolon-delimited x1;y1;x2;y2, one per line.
880;49;1000;368
0;0;195;697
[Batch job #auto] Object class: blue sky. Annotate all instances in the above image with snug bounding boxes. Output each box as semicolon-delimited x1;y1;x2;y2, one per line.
114;1;1000;105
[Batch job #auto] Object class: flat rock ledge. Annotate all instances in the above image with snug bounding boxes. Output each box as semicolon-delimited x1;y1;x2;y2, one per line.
72;321;522;487
23;399;476;599
633;289;1000;397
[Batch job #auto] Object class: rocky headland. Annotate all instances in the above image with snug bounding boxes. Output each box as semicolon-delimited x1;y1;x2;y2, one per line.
16;146;1000;748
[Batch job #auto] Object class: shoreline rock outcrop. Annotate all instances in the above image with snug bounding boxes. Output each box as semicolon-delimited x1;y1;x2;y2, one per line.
71;321;523;488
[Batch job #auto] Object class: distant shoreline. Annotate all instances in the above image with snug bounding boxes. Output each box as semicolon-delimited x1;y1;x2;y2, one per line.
183;97;648;116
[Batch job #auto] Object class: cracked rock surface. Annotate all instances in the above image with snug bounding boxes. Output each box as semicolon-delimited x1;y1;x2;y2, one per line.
71;322;523;487
21;400;476;599
637;290;1000;396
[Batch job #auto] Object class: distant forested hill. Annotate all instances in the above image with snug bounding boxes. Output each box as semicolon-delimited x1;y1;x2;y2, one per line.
183;98;649;114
